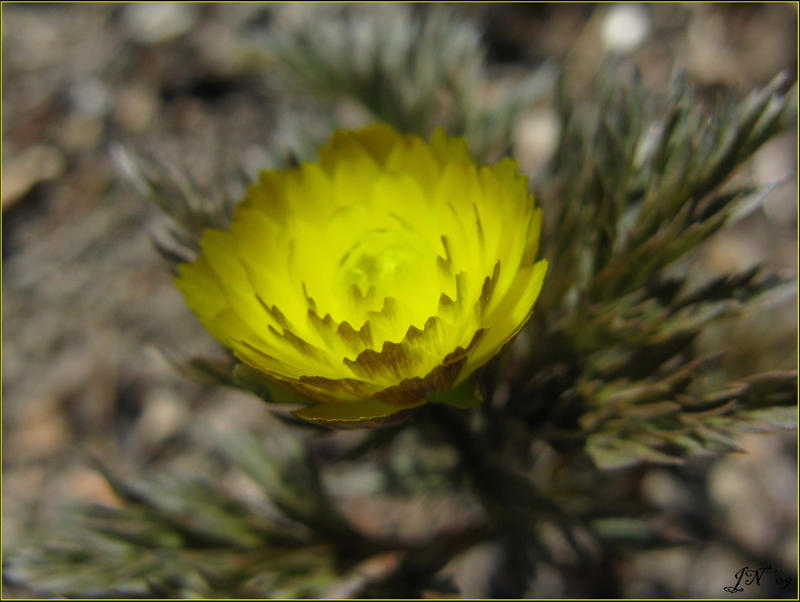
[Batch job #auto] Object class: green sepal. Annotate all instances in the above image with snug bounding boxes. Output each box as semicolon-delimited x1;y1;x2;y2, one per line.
232;364;309;405
428;378;483;408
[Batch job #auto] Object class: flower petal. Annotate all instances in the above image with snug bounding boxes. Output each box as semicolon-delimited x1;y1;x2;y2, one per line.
174;123;547;425
293;397;425;428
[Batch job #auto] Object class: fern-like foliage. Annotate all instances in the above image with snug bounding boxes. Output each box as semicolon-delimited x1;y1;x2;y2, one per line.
523;68;797;469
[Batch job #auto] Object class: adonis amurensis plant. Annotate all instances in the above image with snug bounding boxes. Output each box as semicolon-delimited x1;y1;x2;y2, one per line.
7;10;797;598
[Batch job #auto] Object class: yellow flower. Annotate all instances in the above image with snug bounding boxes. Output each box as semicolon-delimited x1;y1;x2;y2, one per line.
175;124;547;426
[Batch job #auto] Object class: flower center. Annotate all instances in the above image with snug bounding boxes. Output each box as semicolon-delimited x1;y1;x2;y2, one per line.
336;229;417;303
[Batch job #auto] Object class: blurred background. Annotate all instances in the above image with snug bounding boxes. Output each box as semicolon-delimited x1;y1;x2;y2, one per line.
2;3;797;598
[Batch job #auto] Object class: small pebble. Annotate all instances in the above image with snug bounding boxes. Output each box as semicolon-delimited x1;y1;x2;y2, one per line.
123;3;196;45
603;4;650;54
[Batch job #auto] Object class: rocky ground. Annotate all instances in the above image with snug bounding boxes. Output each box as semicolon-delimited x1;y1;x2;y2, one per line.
2;3;797;598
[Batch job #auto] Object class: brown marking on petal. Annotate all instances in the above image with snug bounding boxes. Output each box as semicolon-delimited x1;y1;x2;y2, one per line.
366;296;399;338
472;202;485;246
437;235;452;278
447;201;459;220
350;283;365;305
374;354;467;405
438;274;466;320
438;292;455;309
269;375;346;404
337;320;369;355
337;321;362;351
302;281;317;313
344;340;422;381
389;212;414;231
443;328;485;364
440;235;452;263
404;316;441;348
372;329;484;404
343;351;380;380
299;375;379;398
378;341;420;377
358;320;374;348
454;271;467;307
438;292;457;322
239;340;281;365
436;271;467;322
256;295;292;330
437;256;451;279
241;362;364;404
269;325;327;363
308;309;335;332
476;261;501;317
405;324;424;343
380;296;398;320
338;245;353;267
424;315;441;333
308;309;336;347
349;284;377;308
